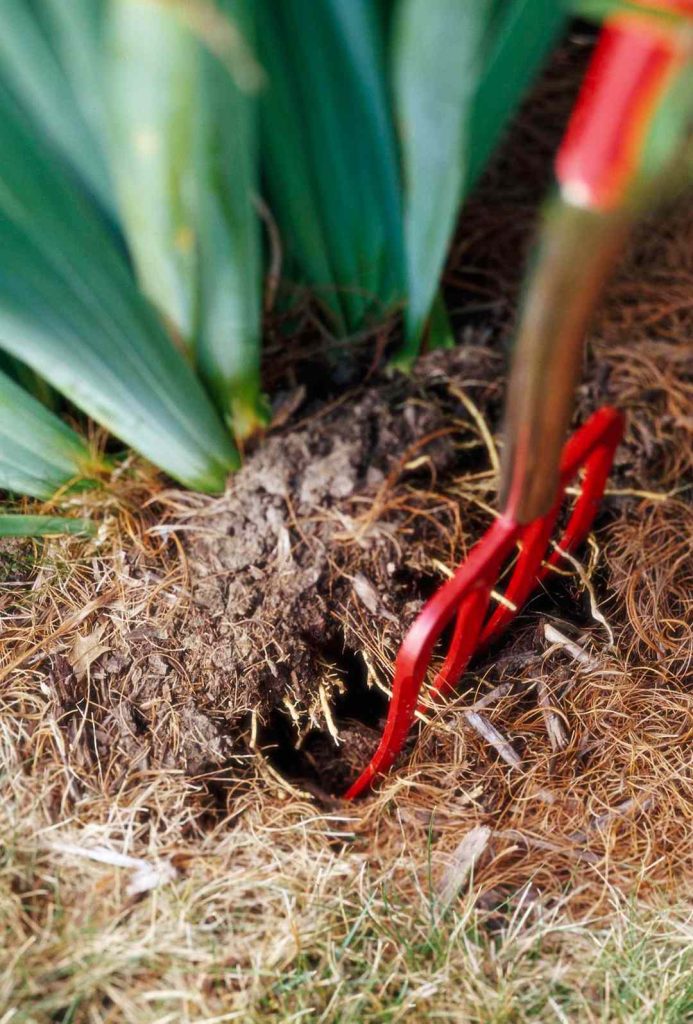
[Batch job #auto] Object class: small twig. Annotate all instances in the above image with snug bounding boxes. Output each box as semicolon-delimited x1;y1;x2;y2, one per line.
591;796;654;831
447;383;501;477
319;683;340;746
537;679;569;751
51;841;177;897
544;623;596;668
469;682;513;712
551;546;614;644
490;589;518;612
604;486;674;503
0;587;118;684
465;711;522;769
570;795;655;843
254;194;282;313
494;829;600;865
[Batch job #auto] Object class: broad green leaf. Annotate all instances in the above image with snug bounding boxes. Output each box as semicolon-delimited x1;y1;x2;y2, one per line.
0;0;113;214
106;0;265;437
0;352;55;408
0;515;96;538
256;0;405;334
426;290;456;351
0;81;238;493
394;0;567;362
465;0;569;193
39;0;110;157
106;0;198;343
194;0;266;438
393;0;491;362
0;370;95;500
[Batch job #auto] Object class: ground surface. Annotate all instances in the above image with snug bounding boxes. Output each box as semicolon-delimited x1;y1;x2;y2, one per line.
1;39;692;1024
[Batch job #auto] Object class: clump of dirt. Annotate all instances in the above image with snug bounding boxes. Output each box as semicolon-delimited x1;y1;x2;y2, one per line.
83;343;505;789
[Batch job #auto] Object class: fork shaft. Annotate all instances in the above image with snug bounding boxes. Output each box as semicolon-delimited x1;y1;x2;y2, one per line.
499;11;687;524
499;200;629;524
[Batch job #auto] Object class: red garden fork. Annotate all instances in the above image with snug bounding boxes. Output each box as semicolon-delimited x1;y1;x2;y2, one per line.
345;2;692;799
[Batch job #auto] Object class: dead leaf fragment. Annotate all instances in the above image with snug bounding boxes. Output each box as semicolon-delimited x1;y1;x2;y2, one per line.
52;841;177;897
68;624;110;680
435;825;491;913
352;573;380;614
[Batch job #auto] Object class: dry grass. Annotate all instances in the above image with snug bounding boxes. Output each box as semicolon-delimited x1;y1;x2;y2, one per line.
1;41;692;1024
1;770;692;1023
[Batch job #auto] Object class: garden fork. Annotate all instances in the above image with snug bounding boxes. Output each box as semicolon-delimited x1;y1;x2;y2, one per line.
345;2;692;799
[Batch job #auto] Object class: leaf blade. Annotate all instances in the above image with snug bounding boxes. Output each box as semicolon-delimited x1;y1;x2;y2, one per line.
257;0;405;334
0;370;95;500
464;0;569;193
106;0;198;342
393;0;491;359
0;515;96;538
194;0;266;437
0;81;238;493
0;0;113;213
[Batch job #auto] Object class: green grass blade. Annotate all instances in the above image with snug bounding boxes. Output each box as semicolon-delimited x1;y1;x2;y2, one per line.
0;0;113;215
194;0;266;438
0;515;96;538
256;0;405;334
106;0;198;344
0;371;95;500
0;82;238;493
393;0;491;362
464;0;569;193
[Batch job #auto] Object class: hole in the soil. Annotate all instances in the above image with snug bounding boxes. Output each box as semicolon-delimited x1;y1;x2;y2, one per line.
391;568;441;604
331;648;389;729
257;708;322;786
257;639;394;796
260;504;617;798
130;703;149;736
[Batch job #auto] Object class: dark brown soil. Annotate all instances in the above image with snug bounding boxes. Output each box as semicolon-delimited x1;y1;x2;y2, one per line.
88;343;510;791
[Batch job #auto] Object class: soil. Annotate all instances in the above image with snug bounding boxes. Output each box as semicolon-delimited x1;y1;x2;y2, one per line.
75;343;510;792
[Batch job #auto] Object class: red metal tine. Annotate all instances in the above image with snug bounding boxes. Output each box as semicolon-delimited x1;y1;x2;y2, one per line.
426;586;497;703
480;406;624;650
424;507;559;705
427;409;621;704
422;509;558;703
475;509;559;654
343;407;624;800
343;517;518;800
542;406;624;579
